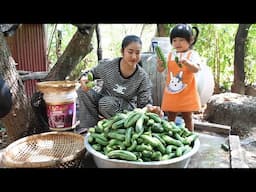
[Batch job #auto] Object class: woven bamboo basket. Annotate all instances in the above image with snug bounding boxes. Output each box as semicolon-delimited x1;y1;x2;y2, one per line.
1;131;86;168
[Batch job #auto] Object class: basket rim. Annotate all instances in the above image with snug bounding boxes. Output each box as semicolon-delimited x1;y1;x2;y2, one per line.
36;81;79;94
36;81;78;88
2;131;85;168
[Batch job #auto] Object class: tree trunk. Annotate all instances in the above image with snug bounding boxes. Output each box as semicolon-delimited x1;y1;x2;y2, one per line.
96;24;102;61
0;32;37;144
45;24;96;81
231;24;251;94
156;24;169;37
0;24;96;144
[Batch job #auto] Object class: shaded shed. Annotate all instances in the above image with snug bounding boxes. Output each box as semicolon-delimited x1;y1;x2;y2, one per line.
5;24;48;98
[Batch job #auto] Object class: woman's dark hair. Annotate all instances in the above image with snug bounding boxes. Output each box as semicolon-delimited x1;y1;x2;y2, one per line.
170;24;199;48
121;35;142;51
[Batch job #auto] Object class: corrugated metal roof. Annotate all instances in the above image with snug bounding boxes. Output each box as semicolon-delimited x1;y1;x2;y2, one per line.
6;24;48;98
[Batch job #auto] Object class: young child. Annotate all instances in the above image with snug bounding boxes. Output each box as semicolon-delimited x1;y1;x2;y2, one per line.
156;24;202;131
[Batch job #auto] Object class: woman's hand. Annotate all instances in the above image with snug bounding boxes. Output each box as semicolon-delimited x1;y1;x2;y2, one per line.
80;75;90;92
146;105;164;118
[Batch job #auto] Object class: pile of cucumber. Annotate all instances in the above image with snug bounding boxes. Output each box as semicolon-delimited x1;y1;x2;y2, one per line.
87;108;198;162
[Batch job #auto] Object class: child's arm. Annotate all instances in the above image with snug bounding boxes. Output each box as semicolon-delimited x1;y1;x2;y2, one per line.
180;51;201;73
180;58;200;73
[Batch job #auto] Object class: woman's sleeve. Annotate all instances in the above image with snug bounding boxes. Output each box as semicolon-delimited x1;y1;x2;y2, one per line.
79;62;100;80
136;74;153;108
90;59;111;79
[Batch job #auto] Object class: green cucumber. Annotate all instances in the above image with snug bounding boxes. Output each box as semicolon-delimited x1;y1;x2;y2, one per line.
107;150;137;161
155;46;167;68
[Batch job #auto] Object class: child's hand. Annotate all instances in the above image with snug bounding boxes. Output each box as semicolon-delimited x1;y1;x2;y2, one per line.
156;57;165;72
179;58;189;66
157;57;163;66
175;56;182;68
179;58;200;73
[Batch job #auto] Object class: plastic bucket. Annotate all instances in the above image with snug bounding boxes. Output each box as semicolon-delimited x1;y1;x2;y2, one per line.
36;81;78;131
151;37;172;55
194;58;215;106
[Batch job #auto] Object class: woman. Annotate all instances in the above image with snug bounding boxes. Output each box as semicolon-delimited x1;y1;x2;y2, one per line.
77;35;163;130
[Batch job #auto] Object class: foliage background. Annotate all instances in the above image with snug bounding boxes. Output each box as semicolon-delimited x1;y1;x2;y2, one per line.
46;24;256;90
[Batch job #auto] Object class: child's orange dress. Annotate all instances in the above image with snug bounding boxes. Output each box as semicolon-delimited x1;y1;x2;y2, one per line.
161;50;201;112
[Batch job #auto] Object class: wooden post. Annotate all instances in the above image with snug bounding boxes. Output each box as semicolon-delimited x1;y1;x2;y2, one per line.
229;135;249;168
194;120;231;136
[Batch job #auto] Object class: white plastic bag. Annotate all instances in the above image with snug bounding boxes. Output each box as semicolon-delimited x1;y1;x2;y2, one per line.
195;58;215;106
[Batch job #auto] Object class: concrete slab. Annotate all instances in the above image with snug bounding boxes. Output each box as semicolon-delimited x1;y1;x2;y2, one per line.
0;130;239;168
188;131;230;168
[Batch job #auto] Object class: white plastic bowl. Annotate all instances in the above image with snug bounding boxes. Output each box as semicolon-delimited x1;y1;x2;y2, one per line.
84;134;200;168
